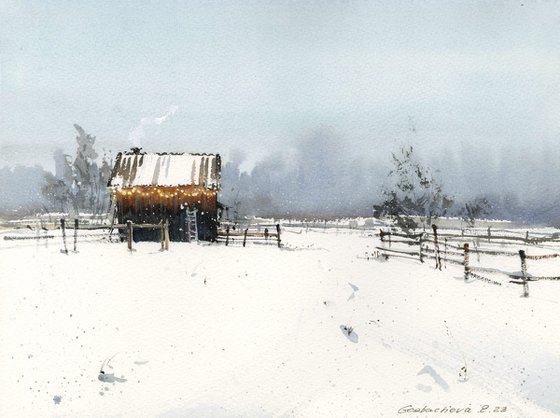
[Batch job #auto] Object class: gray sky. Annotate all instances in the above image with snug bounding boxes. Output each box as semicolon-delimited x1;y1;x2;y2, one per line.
1;0;559;175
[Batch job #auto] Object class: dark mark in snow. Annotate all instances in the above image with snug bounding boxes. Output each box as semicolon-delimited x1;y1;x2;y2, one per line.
99;353;127;383
98;372;127;383
340;325;359;343
53;395;62;405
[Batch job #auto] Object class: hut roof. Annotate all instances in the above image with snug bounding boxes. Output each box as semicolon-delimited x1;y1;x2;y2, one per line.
108;151;221;189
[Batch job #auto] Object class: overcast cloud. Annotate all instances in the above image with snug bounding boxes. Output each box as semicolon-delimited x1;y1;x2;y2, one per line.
1;1;559;219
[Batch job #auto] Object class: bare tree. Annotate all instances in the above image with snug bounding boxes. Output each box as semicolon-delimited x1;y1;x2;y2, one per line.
42;174;72;213
374;146;453;233
463;197;491;228
42;125;112;217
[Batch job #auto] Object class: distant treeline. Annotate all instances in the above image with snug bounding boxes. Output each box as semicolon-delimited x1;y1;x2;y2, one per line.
219;134;560;225
2;128;560;224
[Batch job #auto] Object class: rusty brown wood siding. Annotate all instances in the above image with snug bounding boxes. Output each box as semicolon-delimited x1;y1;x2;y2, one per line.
115;187;217;217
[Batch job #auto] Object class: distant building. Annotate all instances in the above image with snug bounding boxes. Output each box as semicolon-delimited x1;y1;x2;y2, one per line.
107;148;221;242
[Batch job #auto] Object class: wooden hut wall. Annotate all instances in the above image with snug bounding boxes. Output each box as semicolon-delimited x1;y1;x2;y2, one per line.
114;186;218;241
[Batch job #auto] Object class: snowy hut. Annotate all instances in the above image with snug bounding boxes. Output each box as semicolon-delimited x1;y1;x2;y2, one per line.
107;148;221;242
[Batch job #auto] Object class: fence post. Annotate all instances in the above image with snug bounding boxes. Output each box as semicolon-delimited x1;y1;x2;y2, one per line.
432;224;441;270
41;219;48;248
276;224;281;248
60;218;68;254
444;238;448;269
127;220;133;252
487;226;491;242
519;250;529;297
36;220;40;249
525;231;529;243
380;229;385;243
73;219;78;252
164;220;170;251
161;221;165;251
243;228;248;247
226;225;230;246
463;243;470;281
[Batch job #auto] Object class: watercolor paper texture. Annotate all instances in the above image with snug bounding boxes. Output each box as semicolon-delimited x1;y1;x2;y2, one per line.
1;1;559;417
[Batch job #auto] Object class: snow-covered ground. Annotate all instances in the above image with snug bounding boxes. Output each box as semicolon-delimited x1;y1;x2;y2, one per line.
1;225;559;417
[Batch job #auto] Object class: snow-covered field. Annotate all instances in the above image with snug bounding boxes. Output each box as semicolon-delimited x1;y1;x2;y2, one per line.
1;225;559;417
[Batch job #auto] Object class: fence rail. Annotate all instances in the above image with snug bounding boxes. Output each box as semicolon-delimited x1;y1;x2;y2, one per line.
217;224;282;248
374;226;560;297
2;218;170;253
3;218;285;252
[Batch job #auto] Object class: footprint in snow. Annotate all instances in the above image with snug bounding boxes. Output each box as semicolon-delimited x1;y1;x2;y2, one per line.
416;384;432;392
417;365;449;391
347;282;359;301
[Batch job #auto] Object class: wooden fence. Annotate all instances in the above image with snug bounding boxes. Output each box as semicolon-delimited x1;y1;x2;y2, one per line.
3;218;283;252
373;226;560;297
217;224;282;248
2;218;169;253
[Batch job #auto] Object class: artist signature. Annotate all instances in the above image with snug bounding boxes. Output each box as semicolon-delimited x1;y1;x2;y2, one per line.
398;405;508;414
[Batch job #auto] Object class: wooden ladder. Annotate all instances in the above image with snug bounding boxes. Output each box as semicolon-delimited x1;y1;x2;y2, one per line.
186;209;198;243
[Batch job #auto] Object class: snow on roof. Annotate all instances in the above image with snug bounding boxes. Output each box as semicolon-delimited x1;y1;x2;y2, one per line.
108;152;221;189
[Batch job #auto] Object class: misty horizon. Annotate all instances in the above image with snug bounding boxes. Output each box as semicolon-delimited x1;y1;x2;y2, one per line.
2;123;560;225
